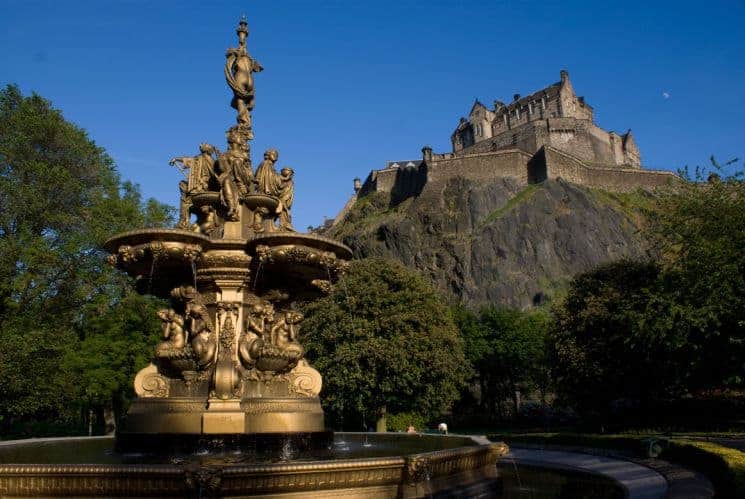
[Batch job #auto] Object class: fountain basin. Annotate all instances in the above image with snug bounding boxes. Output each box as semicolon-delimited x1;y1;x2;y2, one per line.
0;433;507;498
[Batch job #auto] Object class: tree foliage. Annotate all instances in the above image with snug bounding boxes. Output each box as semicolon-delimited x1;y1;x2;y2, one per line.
301;258;468;429
455;305;550;421
551;158;745;423
550;260;691;421
653;158;745;389
0;85;173;434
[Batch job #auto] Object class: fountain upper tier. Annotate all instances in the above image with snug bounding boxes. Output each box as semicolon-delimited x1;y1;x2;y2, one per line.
104;229;352;299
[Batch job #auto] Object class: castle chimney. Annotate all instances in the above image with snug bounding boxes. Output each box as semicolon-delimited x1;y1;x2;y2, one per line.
353;178;362;193
513;94;521;101
560;69;569;82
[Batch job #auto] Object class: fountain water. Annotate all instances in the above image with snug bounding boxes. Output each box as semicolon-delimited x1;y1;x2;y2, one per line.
0;16;507;498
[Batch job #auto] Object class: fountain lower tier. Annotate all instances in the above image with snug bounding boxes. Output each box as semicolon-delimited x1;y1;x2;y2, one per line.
103;228;352;447
0;433;508;498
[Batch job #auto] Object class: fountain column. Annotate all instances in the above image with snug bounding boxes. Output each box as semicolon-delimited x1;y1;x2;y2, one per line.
203;278;246;433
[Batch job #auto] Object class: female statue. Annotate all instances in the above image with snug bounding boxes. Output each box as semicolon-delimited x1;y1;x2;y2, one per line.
224;18;263;126
254;149;280;196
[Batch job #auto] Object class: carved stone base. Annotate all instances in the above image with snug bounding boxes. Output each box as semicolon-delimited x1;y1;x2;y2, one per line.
241;396;325;433
120;395;325;438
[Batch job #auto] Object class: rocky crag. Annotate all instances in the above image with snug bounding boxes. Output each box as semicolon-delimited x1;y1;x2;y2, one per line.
325;177;653;309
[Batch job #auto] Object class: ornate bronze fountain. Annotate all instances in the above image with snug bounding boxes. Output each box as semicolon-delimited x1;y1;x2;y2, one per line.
0;17;508;498
104;16;350;447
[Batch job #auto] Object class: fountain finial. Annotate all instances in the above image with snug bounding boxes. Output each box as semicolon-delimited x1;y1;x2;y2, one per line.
225;15;263;130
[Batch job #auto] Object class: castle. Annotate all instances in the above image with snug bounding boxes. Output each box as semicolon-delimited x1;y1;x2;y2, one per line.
345;71;676;217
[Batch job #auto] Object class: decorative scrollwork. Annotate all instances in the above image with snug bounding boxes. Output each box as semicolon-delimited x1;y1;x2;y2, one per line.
118;244;144;263
285;360;322;397
134;364;169;398
255;244;271;264
183;465;222;495
148;241;167;260
217;302;240;350
183;244;202;262
200;251;252;268
405;455;432;484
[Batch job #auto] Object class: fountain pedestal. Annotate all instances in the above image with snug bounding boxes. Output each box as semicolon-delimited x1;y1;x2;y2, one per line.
105;223;348;451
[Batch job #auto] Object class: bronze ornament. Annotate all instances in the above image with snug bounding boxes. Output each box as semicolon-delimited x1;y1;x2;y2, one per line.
0;16;509;498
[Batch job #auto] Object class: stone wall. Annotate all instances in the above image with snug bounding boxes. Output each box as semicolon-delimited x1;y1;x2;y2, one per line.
540;146;678;192
428;149;532;186
456;117;639;169
358;164;427;204
358;168;397;196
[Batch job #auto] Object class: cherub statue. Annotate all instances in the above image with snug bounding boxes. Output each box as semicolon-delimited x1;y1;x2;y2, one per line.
172;285;216;368
276;167;295;231
246;301;274;338
238;301;273;368
155;309;187;356
193;205;221;237
270;310;303;348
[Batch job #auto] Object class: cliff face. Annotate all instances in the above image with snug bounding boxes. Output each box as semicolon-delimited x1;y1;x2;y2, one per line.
326;177;652;308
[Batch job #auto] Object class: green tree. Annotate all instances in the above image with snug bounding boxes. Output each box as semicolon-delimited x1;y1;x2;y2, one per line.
0;85;172;434
651;158;745;390
301;258;468;431
549;159;745;427
550;260;691;423
455;305;551;421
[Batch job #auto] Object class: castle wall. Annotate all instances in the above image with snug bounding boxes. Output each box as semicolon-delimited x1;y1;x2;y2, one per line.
542;146;678;192
372;168;398;194
587;124;617;165
460;121;546;156
358;165;427;203
428;149;532;185
358;168;398;197
545;118;596;163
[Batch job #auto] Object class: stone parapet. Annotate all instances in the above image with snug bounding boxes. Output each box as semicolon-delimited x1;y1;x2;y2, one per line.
538;146;678;192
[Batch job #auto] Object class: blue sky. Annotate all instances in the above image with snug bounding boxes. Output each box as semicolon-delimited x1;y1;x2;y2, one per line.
2;0;744;229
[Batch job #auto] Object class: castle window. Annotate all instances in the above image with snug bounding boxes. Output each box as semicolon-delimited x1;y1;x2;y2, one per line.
515;107;520;120
511;134;518;145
